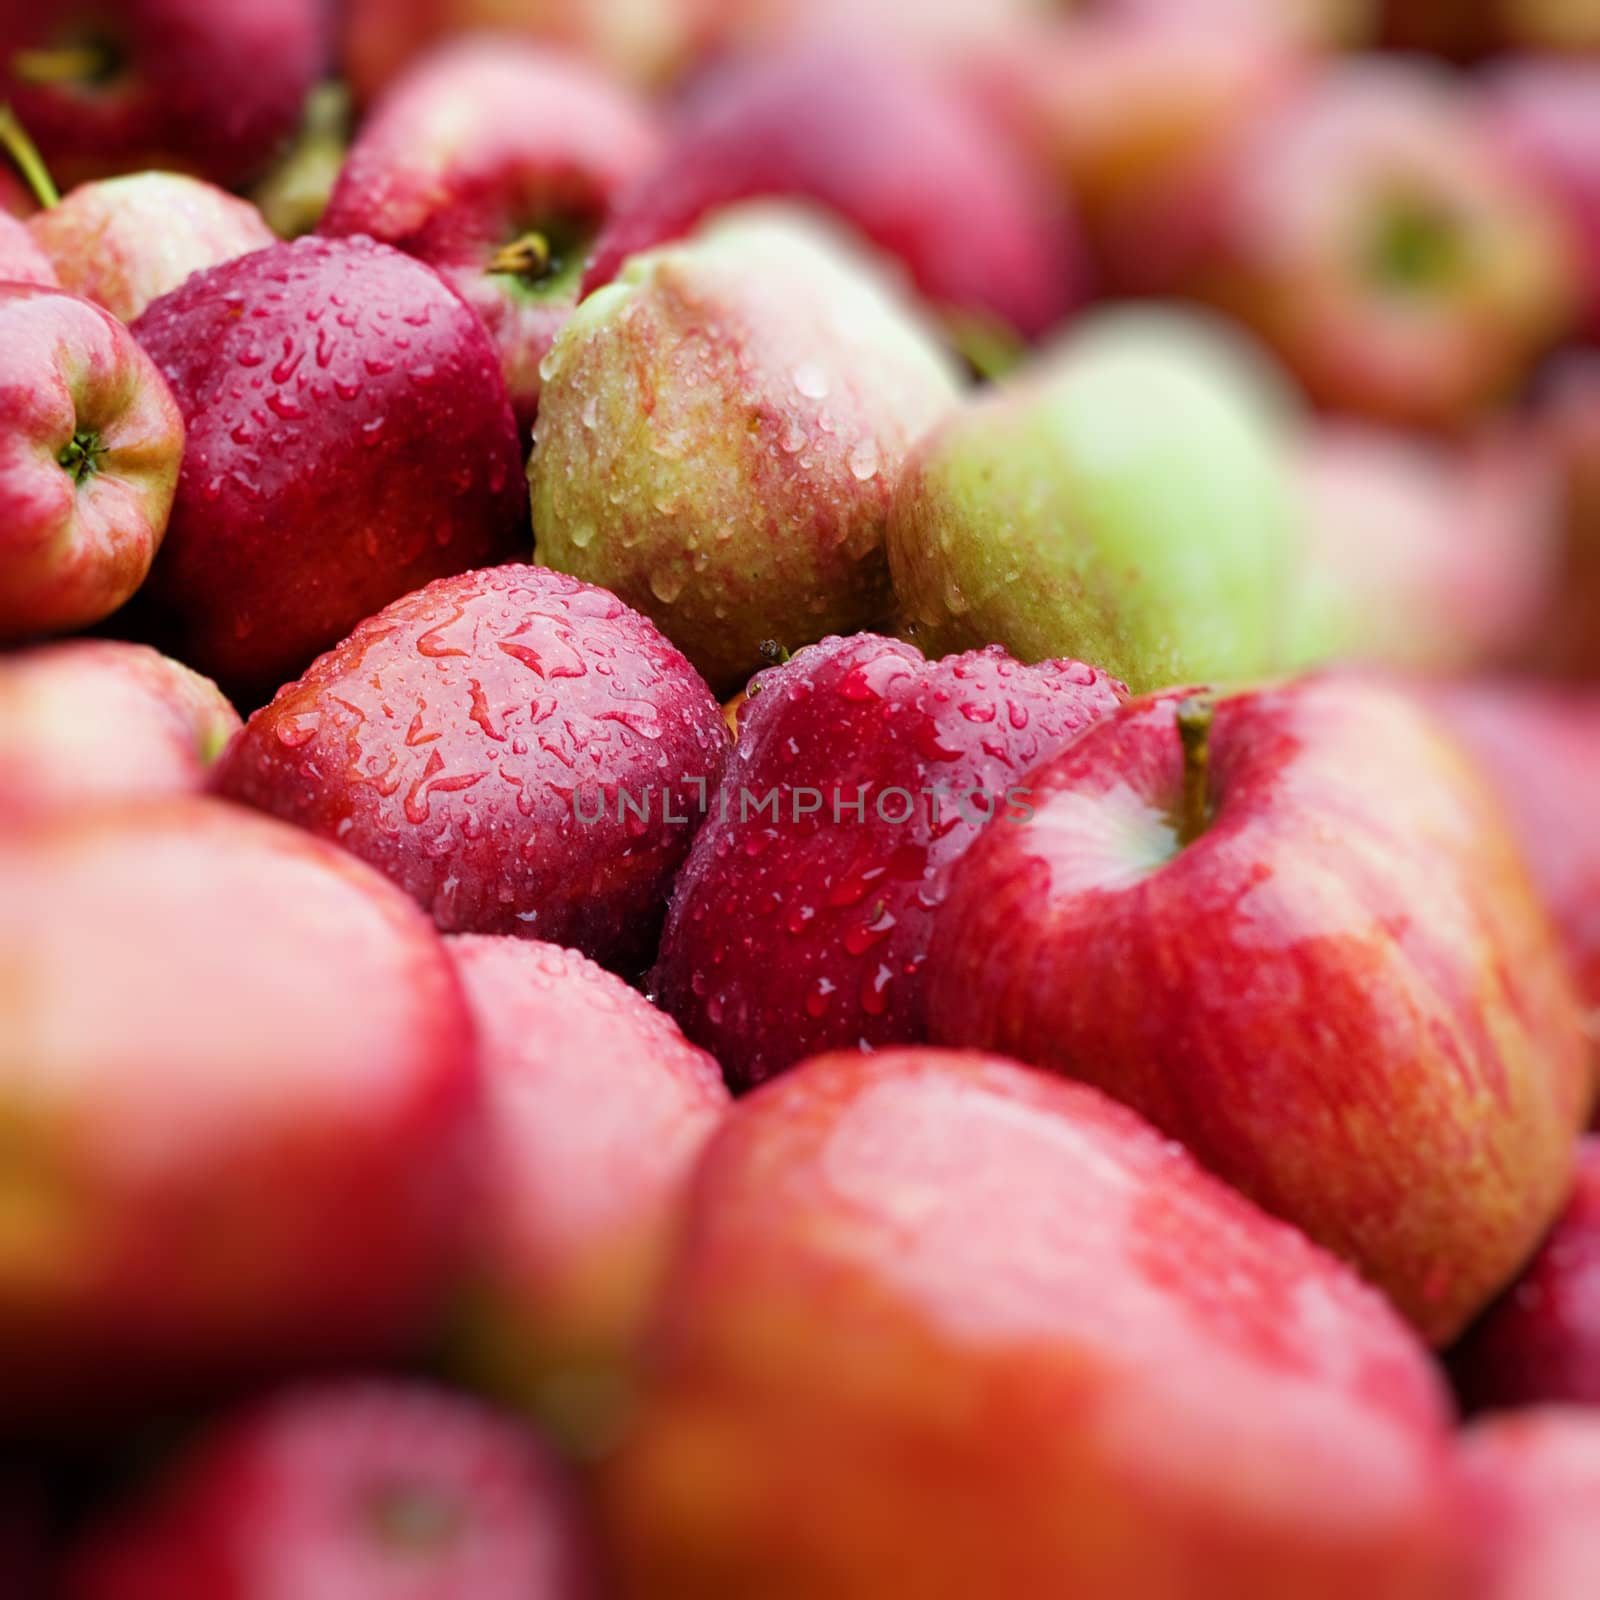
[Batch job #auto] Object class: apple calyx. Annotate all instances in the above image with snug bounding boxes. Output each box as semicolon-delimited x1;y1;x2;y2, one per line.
1369;196;1466;294
0;104;58;208
367;1484;464;1554
1174;693;1217;847
11;41;119;90
58;429;105;488
487;231;553;283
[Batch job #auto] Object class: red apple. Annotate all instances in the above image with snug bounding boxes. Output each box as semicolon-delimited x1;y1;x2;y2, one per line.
650;633;1125;1088
67;1381;595;1599
0;640;238;826
1188;59;1581;429
0;799;481;1427
0;283;184;643
606;1047;1465;1599
1457;1408;1600;1600
583;45;1085;344
320;36;660;433
0;0;325;190
445;935;727;1448
212;564;730;971
1095;0;1376;47
29;173;275;323
0;209;55;284
128;235;527;704
926;675;1591;1344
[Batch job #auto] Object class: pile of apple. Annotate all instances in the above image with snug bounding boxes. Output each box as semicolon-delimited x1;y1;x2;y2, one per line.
1;0;1599;1594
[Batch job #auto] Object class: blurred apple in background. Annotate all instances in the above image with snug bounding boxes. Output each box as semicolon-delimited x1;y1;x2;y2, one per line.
1094;0;1377;48
606;1048;1464;1599
533;207;962;694
0;0;325;189
927;676;1591;1343
0;284;184;644
0;801;481;1430
321;37;660;434
0;641;238;827
29;174;275;323
888;308;1299;692
1382;0;1600;55
249;83;352;240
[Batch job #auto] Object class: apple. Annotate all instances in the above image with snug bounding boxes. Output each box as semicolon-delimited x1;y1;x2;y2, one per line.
582;44;1085;345
211;564;731;971
1097;0;1376;47
925;675;1591;1344
887;307;1299;694
0;209;55;285
0;283;184;643
1457;1409;1600;1600
1186;59;1580;429
444;935;728;1451
67;1381;595;1599
0;640;238;826
651;633;1125;1088
605;1047;1464;1599
128;235;528;704
1383;0;1600;55
0;0;325;190
1449;1137;1600;1411
531;206;963;695
320;36;661;434
0;799;481;1428
28;173;275;323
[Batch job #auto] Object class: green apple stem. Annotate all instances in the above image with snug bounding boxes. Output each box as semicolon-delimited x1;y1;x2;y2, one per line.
0;104;57;209
1175;694;1216;847
11;44;114;87
487;231;552;283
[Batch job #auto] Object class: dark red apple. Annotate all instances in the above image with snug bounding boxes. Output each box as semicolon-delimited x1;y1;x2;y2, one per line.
445;935;727;1449
650;633;1125;1088
926;675;1591;1343
583;45;1085;344
67;1381;594;1599
0;0;325;189
320;36;660;434
129;235;527;703
0;799;480;1427
0;640;238;826
606;1047;1465;1599
212;564;730;971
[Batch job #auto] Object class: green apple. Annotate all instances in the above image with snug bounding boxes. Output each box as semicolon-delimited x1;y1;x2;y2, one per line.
887;308;1300;693
529;205;963;693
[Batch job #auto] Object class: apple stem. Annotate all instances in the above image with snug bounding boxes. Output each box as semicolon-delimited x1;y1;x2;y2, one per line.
0;104;57;209
487;231;552;282
11;44;114;87
1175;694;1216;847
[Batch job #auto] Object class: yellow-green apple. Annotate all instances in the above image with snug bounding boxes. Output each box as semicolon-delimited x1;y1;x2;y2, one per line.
604;1047;1466;1599
1457;1409;1600;1600
582;45;1084;345
531;207;962;694
212;565;730;971
0;210;55;284
28;173;275;322
0;800;481;1429
651;634;1125;1088
0;283;183;643
320;37;660;434
445;936;727;1450
0;640;238;826
0;0;325;189
926;675;1591;1343
66;1381;595;1599
886;308;1299;693
128;236;527;704
1187;59;1580;429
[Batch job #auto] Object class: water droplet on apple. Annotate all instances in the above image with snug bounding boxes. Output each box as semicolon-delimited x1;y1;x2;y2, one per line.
792;363;829;399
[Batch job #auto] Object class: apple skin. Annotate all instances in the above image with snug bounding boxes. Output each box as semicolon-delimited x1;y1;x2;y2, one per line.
66;1381;596;1600
128;235;528;704
320;39;659;437
0;283;184;644
604;1047;1465;1600
1186;59;1580;430
212;565;731;972
926;676;1591;1344
531;207;963;695
0;211;56;285
582;45;1085;344
0;0;325;190
29;173;275;324
651;634;1126;1089
887;308;1298;694
444;935;728;1450
0;639;238;826
0;799;481;1429
1456;1409;1600;1600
